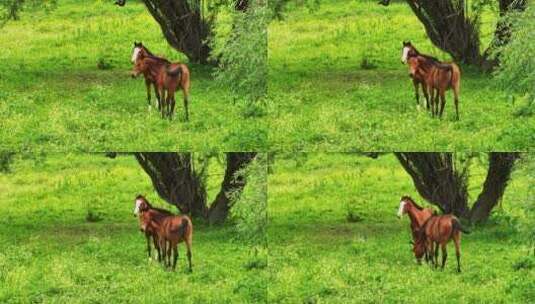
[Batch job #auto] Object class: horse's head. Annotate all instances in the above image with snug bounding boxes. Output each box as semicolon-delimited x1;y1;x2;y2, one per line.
133;194;150;216
401;41;415;64
130;60;144;78
411;232;427;263
397;196;412;218
131;41;145;63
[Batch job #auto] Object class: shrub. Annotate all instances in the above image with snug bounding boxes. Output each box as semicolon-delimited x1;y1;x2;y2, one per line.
493;6;535;107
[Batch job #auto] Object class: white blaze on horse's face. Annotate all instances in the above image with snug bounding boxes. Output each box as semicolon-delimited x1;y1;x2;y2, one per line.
397;200;406;218
131;47;141;63
401;46;410;64
133;198;143;215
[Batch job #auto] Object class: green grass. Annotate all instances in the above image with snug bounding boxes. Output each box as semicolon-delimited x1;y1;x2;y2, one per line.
0;1;267;151
268;153;534;303
0;154;267;303
268;0;535;151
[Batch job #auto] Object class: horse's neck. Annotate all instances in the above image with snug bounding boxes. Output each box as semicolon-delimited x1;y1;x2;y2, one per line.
407;205;426;227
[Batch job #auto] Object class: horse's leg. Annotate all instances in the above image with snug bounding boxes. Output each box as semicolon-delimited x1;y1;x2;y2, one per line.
413;79;420;108
154;84;161;111
160;88;166;119
440;243;448;270
432;89;437;117
152;234;161;262
435;90;440;118
145;233;151;259
186;238;193;272
426;240;434;267
422;83;430;110
172;243;178;271
169;92;176;121
159;238;167;267
166;240;172;268
427;86;435;117
434;242;439;268
439;90;446;119
183;92;189;122
453;86;460;121
145;79;152;110
454;232;462;272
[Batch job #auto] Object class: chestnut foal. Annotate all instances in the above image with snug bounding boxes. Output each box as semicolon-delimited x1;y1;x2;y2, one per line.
413;214;470;272
133;195;172;262
133;195;193;272
397;195;435;263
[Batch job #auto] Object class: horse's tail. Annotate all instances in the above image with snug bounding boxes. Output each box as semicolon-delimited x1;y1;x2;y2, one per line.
177;217;189;240
166;65;182;77
452;216;470;234
450;63;461;91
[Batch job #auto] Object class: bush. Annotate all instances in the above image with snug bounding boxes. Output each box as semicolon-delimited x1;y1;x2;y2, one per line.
212;1;269;105
493;6;535;105
230;154;267;247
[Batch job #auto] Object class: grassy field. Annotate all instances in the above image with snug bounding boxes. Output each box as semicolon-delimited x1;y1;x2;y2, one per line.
0;1;266;151
268;153;534;303
268;0;535;151
0;154;267;303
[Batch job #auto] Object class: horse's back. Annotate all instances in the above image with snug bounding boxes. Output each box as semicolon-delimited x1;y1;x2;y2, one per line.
425;214;457;242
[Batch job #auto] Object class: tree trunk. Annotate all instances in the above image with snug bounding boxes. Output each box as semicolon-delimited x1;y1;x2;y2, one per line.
208;152;257;225
405;0;483;65
141;0;212;64
396;152;520;223
469;153;520;223
134;153;207;217
135;152;257;224
395;152;470;217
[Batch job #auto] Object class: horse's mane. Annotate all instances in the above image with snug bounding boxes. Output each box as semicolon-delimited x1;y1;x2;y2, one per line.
142;46;171;64
401;195;423;210
410;45;440;63
136;194;174;215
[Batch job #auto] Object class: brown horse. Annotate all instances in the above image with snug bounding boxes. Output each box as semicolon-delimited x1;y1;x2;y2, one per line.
133;195;173;262
401;41;433;110
397;195;435;263
131;42;191;121
397;195;435;241
134;195;193;272
413;214;470;272
402;42;461;120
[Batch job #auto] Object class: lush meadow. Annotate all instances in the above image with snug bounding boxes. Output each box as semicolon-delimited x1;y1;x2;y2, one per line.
0;154;267;303
268;153;534;303
0;1;266;151
268;0;534;151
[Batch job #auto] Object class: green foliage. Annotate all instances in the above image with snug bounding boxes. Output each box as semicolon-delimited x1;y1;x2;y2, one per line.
493;5;535;106
231;154;268;248
212;1;269;105
0;154;267;302
268;153;534;303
